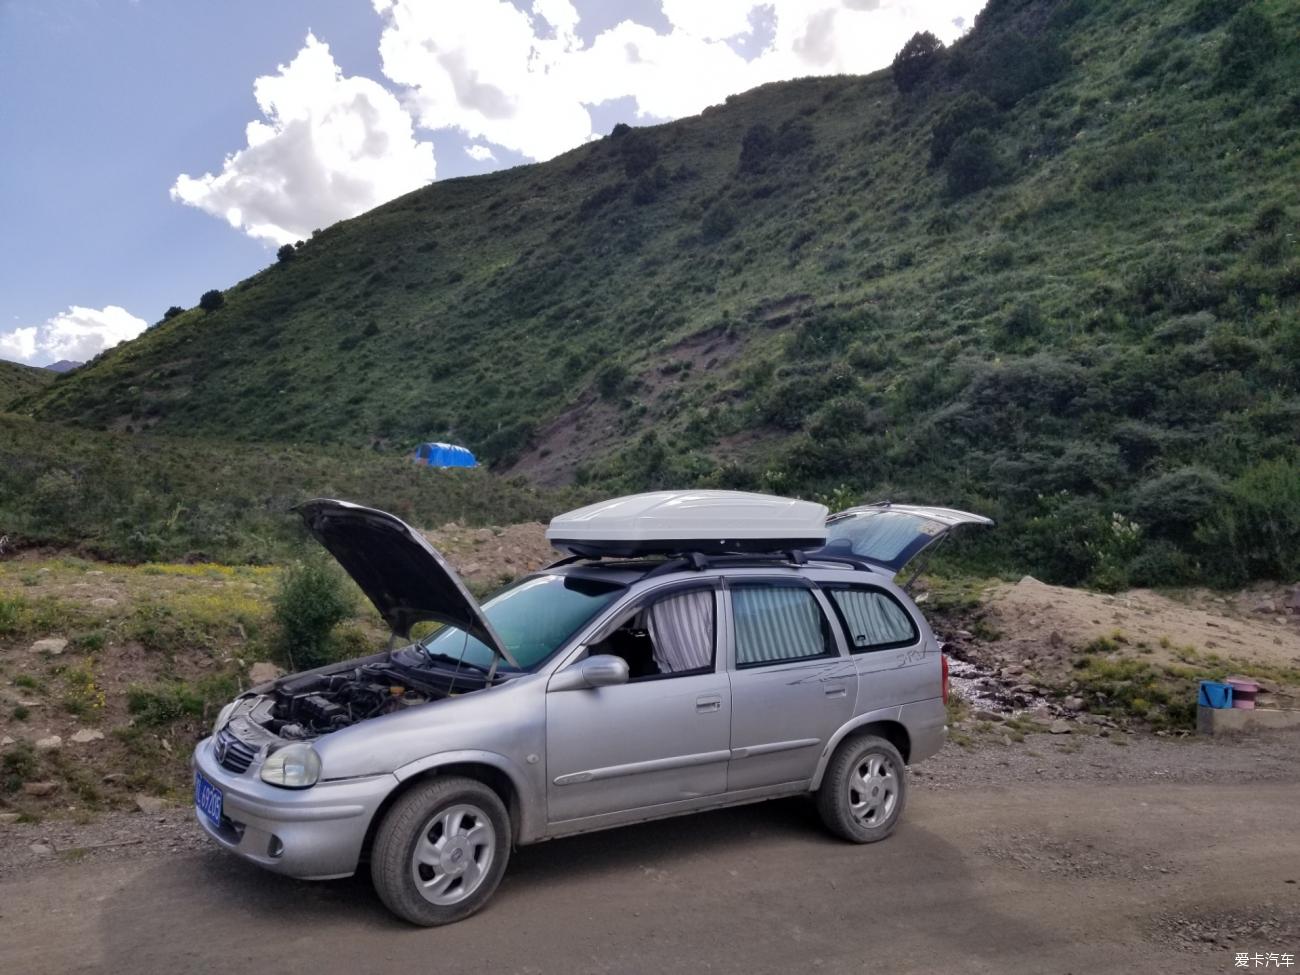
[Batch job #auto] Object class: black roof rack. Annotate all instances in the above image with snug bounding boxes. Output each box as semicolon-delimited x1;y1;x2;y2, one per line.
544;549;876;577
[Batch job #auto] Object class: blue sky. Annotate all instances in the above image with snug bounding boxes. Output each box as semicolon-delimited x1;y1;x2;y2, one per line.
0;0;983;367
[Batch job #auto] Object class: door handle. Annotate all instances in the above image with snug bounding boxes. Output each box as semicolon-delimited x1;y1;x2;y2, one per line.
696;695;722;713
824;685;847;698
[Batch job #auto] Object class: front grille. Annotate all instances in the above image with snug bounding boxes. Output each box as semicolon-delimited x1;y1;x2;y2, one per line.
214;727;257;774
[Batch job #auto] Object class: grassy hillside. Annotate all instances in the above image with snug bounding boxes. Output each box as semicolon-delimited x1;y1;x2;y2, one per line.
0;360;53;410
18;0;1300;587
0;416;569;563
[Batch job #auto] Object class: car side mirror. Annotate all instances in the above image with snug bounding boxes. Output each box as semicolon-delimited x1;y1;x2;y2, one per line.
550;653;630;691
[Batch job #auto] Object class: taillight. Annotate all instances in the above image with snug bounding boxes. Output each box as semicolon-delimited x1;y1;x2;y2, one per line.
941;653;949;705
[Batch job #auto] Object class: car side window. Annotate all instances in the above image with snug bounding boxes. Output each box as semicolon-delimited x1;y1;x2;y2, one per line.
824;586;919;652
588;588;716;681
731;584;835;668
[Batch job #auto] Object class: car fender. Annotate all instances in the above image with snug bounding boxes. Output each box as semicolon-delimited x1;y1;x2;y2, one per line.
809;705;904;790
390;748;543;843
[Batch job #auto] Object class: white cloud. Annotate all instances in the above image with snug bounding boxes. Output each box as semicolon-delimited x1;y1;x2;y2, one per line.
373;0;985;162
171;33;435;246
0;305;147;366
465;143;497;162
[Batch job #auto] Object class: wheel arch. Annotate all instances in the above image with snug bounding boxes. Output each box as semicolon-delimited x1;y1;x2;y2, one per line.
359;751;537;863
810;710;911;790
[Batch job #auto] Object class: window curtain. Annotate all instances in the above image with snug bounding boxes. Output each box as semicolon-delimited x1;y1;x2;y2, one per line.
646;591;714;673
831;590;915;648
732;587;825;665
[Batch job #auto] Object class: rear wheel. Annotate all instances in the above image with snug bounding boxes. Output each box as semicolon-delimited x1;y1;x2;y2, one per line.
370;776;511;926
816;735;906;843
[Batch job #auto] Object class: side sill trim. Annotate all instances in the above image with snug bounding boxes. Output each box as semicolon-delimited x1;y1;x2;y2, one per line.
729;737;821;760
554;749;731;787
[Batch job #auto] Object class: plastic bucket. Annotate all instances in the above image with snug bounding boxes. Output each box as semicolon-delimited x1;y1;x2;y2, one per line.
1225;677;1259;710
1198;681;1233;709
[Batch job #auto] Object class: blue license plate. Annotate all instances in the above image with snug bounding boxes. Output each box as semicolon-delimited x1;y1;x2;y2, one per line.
194;770;223;826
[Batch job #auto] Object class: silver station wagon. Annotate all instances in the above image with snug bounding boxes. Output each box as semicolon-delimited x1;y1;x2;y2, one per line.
193;491;990;925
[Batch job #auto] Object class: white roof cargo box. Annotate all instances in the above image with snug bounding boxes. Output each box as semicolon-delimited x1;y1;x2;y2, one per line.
547;490;829;558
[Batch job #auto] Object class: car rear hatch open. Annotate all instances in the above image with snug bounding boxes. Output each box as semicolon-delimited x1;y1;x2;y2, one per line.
814;503;993;579
296;499;518;668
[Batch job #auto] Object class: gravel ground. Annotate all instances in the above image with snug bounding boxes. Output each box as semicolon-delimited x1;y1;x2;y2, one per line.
4;725;1296;882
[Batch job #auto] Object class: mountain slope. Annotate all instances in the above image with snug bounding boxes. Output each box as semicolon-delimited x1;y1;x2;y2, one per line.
22;0;1300;587
0;359;55;409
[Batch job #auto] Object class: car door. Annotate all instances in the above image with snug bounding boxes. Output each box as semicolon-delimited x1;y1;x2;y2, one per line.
725;579;856;793
545;584;731;824
820;582;931;714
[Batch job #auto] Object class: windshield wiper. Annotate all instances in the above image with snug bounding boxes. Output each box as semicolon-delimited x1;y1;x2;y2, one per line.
418;648;492;674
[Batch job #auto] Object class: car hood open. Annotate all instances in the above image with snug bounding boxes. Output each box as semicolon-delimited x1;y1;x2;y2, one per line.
815;503;994;576
295;499;517;667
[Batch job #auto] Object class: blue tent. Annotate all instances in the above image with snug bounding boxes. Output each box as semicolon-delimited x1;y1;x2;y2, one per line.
413;442;479;468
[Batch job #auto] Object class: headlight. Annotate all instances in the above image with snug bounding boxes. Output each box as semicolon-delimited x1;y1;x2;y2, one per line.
260;743;322;789
212;700;238;737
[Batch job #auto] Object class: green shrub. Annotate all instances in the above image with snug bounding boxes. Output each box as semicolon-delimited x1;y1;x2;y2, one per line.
1199;456;1300;583
162;306;184;320
1188;0;1241;32
1217;8;1279;88
272;559;356;670
945;128;1004;196
198;289;225;312
2;743;38;794
892;31;945;93
739;123;776;173
1130;467;1225;543
930;92;999;164
701;204;738;240
276;244;296;263
1086;134;1167;191
596;362;628;398
973;31;1068;107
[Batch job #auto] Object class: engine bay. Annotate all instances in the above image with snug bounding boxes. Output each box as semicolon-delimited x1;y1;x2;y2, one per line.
266;662;443;739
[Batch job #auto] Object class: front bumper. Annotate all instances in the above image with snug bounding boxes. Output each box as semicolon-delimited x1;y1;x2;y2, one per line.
192;736;397;880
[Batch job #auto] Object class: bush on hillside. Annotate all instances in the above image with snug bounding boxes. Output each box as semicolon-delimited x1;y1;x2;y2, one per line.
272;559;355;671
973;31;1068;107
617;130;659;178
1188;0;1242;32
892;31;945;93
276;244;296;263
162;306;184;321
944;128;1004;196
198;289;225;312
1198;456;1300;583
739;123;776;173
701;203;738;240
1217;7;1279;88
1085;133;1168;191
930;92;999;164
1130;467;1225;543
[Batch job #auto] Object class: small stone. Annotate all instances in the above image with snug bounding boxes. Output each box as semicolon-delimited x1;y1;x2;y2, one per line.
102;773;127;784
248;661;285;685
1048;630;1063;647
1253;599;1278;614
0;735;15;747
34;735;62;751
29;843;53;855
134;794;166;815
0;812;20;825
22;781;57;796
29;638;67;655
1063;696;1085;711
973;710;1004;722
70;729;104;744
1049;720;1072;735
90;597;118;608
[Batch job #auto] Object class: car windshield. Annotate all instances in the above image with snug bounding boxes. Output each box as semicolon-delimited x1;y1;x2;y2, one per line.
419;574;626;672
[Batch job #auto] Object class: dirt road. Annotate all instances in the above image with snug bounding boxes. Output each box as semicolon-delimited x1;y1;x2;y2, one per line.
2;733;1297;975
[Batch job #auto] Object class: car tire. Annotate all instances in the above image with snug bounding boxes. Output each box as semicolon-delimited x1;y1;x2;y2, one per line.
370;776;512;926
816;734;907;843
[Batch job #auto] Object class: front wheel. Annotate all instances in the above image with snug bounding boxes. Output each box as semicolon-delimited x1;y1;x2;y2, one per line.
370;776;511;926
816;735;907;843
